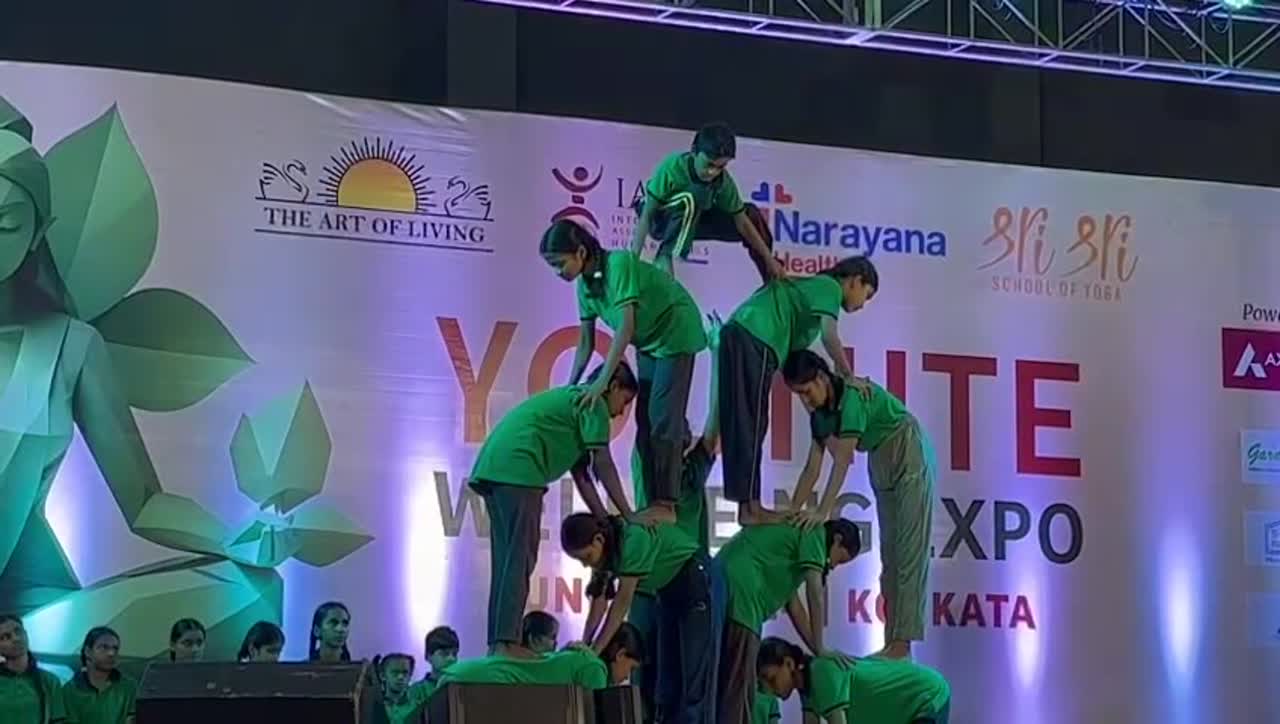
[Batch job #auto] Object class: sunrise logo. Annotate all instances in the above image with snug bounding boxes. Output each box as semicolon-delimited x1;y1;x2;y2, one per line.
750;181;947;258
318;138;431;213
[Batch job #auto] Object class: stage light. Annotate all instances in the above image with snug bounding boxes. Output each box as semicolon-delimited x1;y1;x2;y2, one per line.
1222;0;1251;9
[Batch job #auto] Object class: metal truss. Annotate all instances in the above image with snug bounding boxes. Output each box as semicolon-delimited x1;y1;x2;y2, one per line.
471;0;1280;93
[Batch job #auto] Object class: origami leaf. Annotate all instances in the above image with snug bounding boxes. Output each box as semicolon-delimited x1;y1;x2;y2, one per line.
231;382;330;513
287;502;374;567
0;97;32;141
131;492;231;556
44;105;158;321
93;288;253;412
225;519;301;568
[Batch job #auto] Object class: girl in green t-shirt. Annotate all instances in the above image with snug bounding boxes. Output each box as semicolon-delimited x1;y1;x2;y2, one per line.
237;621;285;663
782;350;937;661
561;514;726;724
756;638;951;724
715;519;861;724
719;256;877;527
541;220;705;528
378;653;428;724
0;614;66;724
63;626;136;724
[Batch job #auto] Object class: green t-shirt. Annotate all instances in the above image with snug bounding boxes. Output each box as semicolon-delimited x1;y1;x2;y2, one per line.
752;687;781;724
578;251;706;359
646;152;744;216
438;650;608;689
383;685;430;724
408;674;440;707
632;444;714;551
469;386;611;489
0;665;66;724
62;672;136;724
730;276;843;364
716;524;827;632
810;379;908;452
617;521;700;595
801;656;950;724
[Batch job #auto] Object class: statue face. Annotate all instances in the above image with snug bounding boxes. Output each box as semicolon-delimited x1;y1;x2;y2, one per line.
0;177;37;281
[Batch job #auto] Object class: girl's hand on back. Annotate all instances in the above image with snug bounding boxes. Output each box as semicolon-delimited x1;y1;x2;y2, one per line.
848;375;874;400
575;382;606;411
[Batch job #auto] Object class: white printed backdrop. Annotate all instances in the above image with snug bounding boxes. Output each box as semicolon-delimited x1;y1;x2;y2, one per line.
3;61;1280;723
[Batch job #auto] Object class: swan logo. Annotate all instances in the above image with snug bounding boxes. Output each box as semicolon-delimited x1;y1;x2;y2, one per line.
254;137;496;254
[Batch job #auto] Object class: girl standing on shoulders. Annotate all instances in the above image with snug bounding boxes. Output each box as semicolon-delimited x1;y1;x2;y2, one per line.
719;256;877;526
542;219;707;526
561;513;725;724
309;601;352;663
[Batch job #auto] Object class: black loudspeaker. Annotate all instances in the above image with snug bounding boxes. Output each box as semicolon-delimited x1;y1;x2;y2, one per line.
136;661;377;724
594;685;642;724
428;683;595;724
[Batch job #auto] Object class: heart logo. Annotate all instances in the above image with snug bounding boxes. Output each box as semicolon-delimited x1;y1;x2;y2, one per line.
774;184;793;205
750;181;770;203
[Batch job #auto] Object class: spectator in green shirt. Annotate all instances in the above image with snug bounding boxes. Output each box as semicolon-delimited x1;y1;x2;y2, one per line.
561;514;726;724
629;123;783;283
752;686;780;724
63;626;136;724
783;350;937;661
469;362;643;657
756;638;950;724
715;520;860;724
521;611;560;655
378;654;428;724
543;219;706;527
721;257;877;526
409;626;458;704
236;621;285;663
166;619;205;663
0;614;66;724
309;601;352;663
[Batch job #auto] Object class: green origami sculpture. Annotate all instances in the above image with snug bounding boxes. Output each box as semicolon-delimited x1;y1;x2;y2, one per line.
0;98;372;665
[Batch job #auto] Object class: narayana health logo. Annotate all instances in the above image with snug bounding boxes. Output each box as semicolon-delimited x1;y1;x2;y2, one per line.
750;181;947;258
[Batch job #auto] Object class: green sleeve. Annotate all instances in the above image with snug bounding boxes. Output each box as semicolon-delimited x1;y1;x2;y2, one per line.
801;276;843;319
576;279;597;321
836;390;869;439
645;154;681;202
796;527;828;572
769;695;781;722
715;170;746;215
580;656;609;690
617;524;657;578
631;446;648;509
605;251;641;310
48;676;68;723
578;400;611;448
806;657;851;718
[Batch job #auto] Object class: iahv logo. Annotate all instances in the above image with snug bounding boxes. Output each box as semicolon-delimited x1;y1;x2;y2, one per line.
749;181;947;258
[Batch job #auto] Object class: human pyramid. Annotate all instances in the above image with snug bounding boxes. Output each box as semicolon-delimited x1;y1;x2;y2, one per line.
457;123;952;724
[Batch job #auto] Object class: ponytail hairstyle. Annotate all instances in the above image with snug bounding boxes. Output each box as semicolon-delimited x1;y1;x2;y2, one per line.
79;626;119;671
309;601;352;662
757;637;811;689
0;614;45;721
600;622;645;666
540;219;607;297
818;255;878;291
521;611;559;650
168;618;206;662
237;621;286;662
560;513;627;599
585;360;639;397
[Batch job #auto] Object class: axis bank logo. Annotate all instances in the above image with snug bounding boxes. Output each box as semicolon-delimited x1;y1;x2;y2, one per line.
750;181;948;258
1223;328;1280;391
